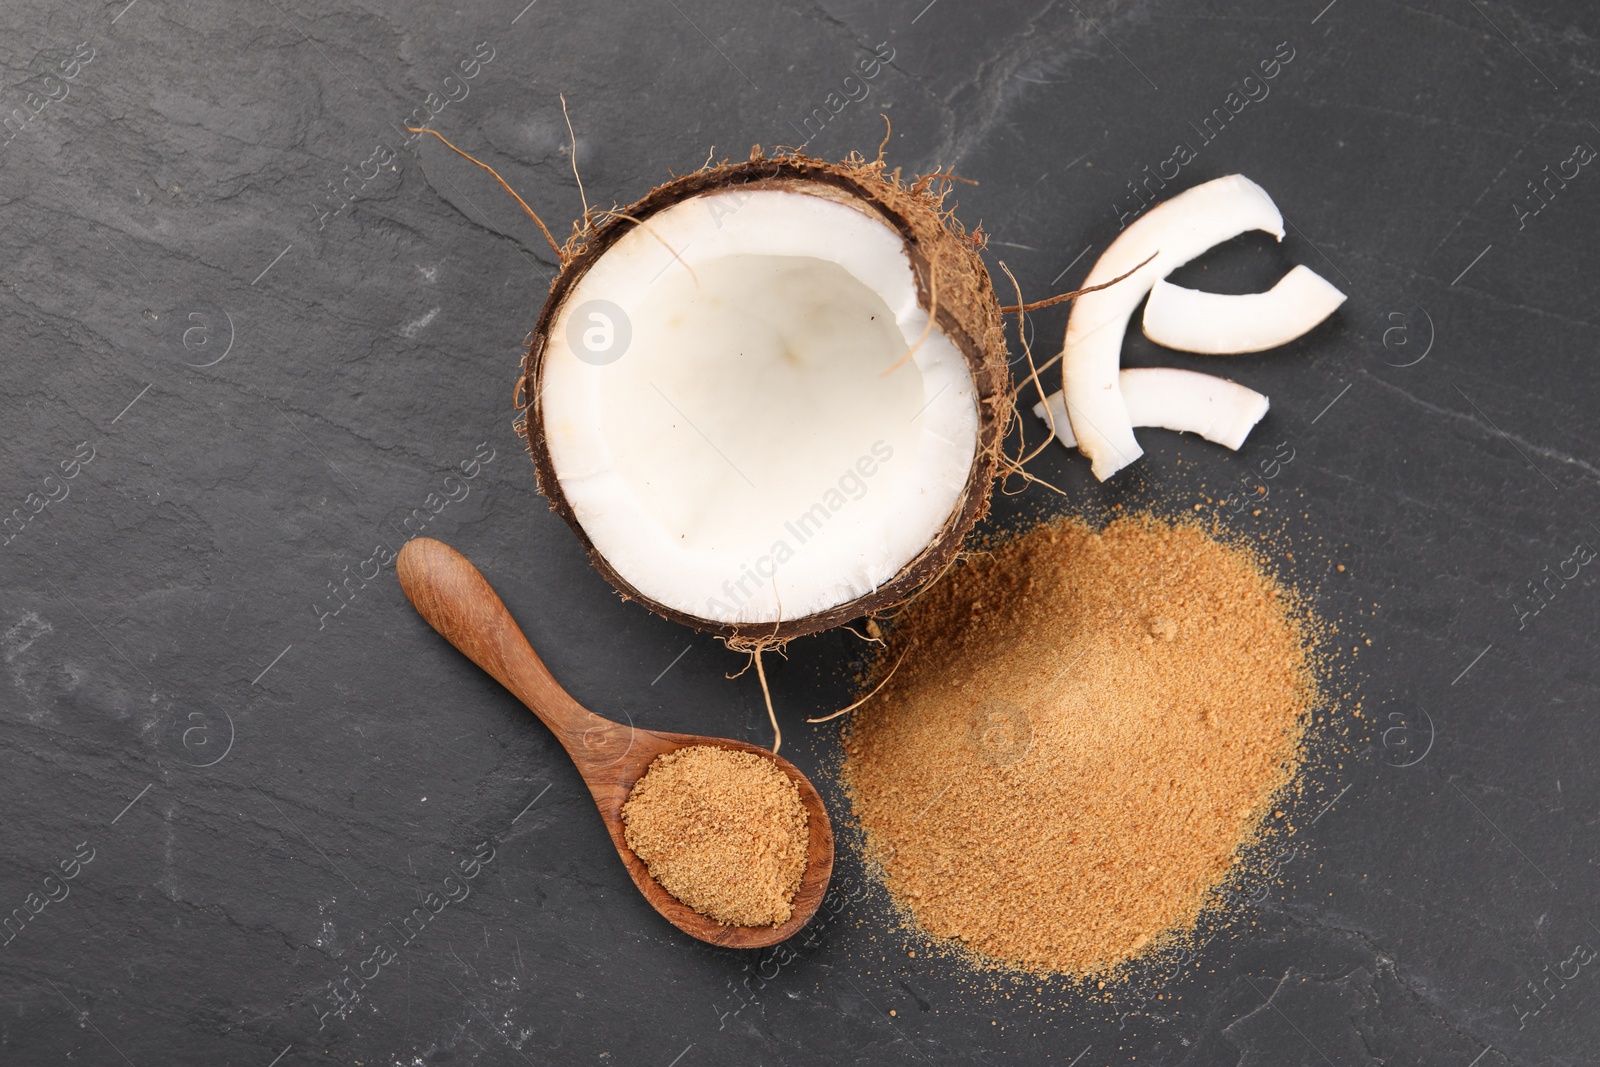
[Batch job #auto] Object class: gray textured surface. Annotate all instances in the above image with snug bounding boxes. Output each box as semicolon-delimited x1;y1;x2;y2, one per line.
2;0;1598;1063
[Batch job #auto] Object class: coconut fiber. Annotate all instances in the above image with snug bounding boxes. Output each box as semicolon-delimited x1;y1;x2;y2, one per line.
841;516;1316;975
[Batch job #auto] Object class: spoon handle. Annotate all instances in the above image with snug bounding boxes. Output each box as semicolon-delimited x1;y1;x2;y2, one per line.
396;537;615;752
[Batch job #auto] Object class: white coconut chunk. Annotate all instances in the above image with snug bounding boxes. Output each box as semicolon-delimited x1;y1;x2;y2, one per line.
1061;174;1284;481
1141;264;1346;354
1033;369;1268;451
540;189;978;627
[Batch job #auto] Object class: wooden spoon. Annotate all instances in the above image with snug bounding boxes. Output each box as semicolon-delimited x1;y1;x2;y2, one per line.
396;536;834;949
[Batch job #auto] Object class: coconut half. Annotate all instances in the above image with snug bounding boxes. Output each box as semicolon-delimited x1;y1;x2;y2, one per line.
520;152;1009;644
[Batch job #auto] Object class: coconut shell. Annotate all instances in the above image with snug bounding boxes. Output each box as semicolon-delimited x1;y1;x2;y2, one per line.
518;148;1011;646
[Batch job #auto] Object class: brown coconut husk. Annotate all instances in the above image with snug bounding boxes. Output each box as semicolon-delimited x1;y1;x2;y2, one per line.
516;145;1013;649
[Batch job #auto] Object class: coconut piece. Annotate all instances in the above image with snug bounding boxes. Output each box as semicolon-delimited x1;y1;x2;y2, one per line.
1061;175;1284;481
521;153;1010;644
1033;369;1268;451
1141;265;1345;354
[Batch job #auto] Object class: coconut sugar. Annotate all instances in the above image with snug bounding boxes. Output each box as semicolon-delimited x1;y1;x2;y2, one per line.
622;745;808;927
842;516;1316;975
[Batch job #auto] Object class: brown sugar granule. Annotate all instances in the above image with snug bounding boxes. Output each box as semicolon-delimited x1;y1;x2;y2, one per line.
621;745;808;927
842;516;1316;975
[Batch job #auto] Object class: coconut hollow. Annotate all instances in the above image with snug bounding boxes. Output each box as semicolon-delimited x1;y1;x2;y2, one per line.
518;147;1010;646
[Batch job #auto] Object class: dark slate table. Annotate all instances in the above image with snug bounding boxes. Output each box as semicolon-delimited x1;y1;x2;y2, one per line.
2;0;1596;1063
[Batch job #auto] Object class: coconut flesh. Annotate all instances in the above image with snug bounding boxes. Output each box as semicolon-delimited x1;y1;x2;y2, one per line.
1141;264;1345;354
523;156;1008;643
1033;368;1268;451
1034;174;1346;479
1059;174;1285;481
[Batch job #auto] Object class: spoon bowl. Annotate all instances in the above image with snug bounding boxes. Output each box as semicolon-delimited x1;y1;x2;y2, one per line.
396;536;834;948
